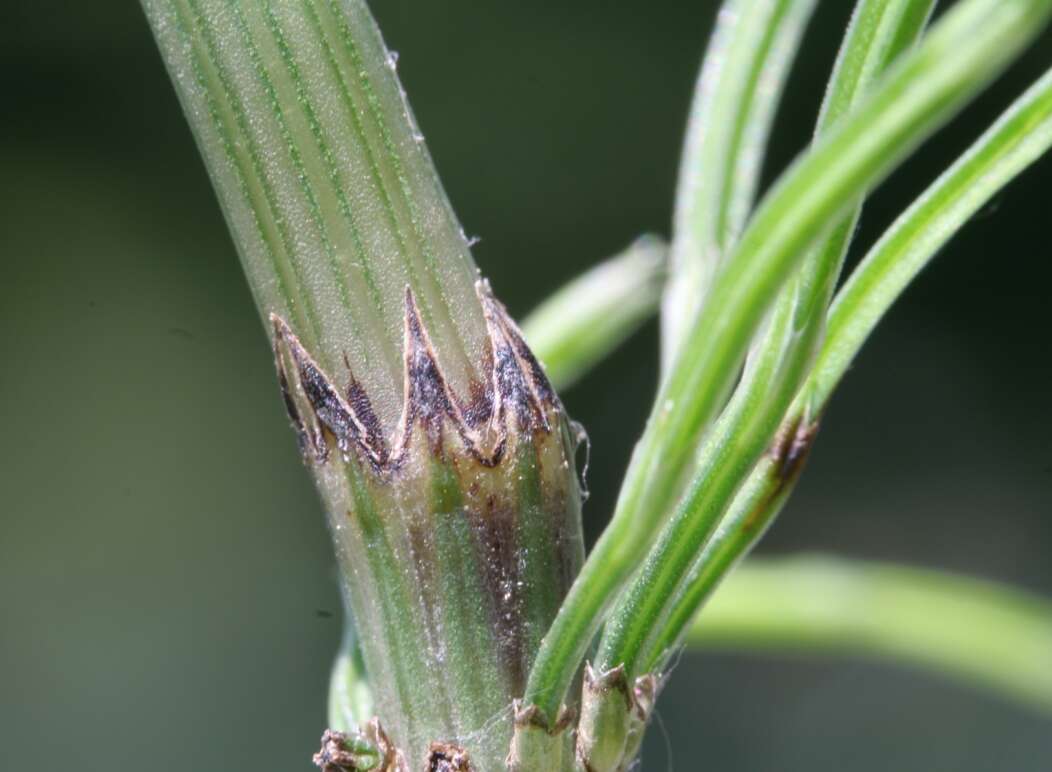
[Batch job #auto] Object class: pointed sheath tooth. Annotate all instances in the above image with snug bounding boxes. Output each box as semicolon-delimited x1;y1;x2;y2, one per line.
618;674;661;769
491;321;537;433
395;287;467;464
274;340;318;461
403;287;454;437
506;701;575;772
575;663;632;772
272;313;329;463
312;728;383;771
477;280;556;434
271;313;387;469
343;355;390;466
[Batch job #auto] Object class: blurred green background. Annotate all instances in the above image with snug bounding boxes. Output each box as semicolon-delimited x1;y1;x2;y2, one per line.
3;1;1051;769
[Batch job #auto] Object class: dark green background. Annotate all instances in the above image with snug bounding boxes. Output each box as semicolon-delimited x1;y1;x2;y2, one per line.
2;1;1051;769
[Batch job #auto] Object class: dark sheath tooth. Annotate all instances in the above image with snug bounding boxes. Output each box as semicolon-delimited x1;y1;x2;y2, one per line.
270;281;562;473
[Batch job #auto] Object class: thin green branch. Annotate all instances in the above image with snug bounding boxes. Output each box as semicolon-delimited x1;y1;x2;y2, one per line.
600;0;934;675
523;0;1052;721
328;626;375;733
519;237;666;392
595;265;822;676
662;0;818;369
598;0;937;679
793;0;937;316
648;63;1052;667
814;68;1052;408
689;556;1052;715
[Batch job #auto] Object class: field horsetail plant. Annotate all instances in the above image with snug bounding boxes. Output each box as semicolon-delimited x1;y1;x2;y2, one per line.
142;0;1052;769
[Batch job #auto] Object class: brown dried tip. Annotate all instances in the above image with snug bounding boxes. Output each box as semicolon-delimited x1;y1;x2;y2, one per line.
508;700;577;772
770;412;820;487
583;662;632;709
271;281;561;472
312;721;407;772
426;741;472;772
631;673;659;723
313;729;369;772
512;699;576;735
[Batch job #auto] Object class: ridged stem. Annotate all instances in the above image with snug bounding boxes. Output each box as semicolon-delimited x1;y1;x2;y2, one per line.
143;1;585;768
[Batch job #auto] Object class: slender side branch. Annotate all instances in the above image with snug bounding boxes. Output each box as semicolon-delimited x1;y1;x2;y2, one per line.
328;626;374;733
521;237;667;392
649;64;1052;667
523;0;1052;723
662;0;818;369
689;556;1052;715
593;0;938;691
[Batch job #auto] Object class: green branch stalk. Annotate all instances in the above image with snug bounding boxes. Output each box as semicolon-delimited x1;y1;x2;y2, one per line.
691;556;1052;714
603;0;939;684
646;62;1052;670
662;0;818;370
523;0;1052;727
593;0;939;691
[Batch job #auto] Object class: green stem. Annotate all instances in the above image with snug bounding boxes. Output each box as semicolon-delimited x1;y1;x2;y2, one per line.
520;236;666;392
523;0;1052;721
814;68;1052;408
662;0;818;369
689;556;1052;715
594;274;821;677
145;2;586;767
328;625;375;733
